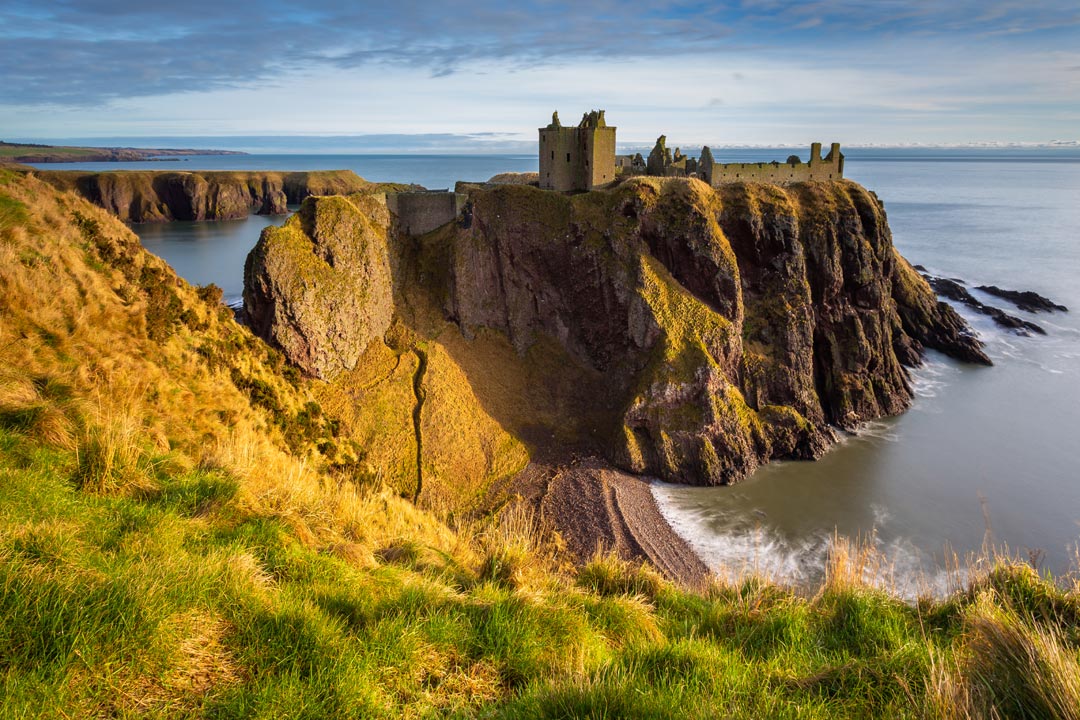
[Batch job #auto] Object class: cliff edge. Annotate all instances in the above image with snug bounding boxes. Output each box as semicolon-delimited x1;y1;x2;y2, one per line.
245;177;988;499
36;169;410;222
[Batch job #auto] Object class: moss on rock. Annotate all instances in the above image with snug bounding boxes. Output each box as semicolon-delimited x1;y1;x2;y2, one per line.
245;176;986;491
243;194;393;380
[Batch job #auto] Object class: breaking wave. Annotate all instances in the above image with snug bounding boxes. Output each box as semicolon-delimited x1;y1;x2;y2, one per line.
652;483;959;599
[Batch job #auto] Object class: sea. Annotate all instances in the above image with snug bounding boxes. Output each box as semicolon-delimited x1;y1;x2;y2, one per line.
31;148;1080;592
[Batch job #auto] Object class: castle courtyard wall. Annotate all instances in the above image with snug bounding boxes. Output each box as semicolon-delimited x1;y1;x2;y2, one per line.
708;160;841;184
385;191;466;236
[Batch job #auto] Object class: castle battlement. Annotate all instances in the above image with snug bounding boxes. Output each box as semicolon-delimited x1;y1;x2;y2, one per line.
540;111;844;190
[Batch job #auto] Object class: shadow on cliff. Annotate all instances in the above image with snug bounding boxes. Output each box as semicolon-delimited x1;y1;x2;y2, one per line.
242;179;991;511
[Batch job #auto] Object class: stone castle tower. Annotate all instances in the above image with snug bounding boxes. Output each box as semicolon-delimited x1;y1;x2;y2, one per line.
539;110;617;192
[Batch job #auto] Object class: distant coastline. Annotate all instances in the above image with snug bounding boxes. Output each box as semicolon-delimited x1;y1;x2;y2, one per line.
0;140;245;164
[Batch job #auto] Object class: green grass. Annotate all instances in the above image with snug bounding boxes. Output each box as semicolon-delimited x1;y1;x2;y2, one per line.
3;169;1080;718
0;143;110;160
4;420;1079;718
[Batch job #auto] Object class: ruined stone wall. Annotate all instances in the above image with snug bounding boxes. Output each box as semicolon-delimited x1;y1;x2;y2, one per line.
701;143;844;186
385;191;466;236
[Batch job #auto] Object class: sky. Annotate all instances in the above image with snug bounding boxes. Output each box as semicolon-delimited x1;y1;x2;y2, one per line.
2;0;1079;149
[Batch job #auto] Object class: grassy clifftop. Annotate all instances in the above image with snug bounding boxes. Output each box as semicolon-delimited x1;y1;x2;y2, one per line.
0;141;244;163
2;168;1079;718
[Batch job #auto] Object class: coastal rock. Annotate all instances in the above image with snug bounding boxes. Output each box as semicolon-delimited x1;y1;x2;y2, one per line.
975;285;1067;313
38;170;373;222
245;177;990;487
436;179;985;483
243;194;393;380
922;273;1045;336
892;260;992;363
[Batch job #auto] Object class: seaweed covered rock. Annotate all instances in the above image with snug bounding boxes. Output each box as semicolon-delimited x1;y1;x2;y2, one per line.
244;194;393;380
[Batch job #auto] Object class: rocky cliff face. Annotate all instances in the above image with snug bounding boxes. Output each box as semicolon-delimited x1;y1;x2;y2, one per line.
37;170;383;222
244;177;989;494
244;194;394;380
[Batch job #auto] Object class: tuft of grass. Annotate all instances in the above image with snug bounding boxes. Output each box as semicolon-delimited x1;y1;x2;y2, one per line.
577;551;666;601
73;416;155;494
951;594;1080;720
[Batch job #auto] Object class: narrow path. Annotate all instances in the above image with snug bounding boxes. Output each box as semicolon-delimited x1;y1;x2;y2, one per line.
410;345;428;504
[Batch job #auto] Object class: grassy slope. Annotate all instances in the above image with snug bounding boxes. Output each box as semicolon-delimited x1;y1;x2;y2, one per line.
0;143;243;162
2;167;1080;718
0;144;112;161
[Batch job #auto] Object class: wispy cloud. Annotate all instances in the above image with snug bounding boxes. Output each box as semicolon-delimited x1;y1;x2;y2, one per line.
4;0;1078;104
1;0;1078;143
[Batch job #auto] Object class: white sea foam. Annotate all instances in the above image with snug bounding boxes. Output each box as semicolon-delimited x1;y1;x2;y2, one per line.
870;502;891;527
652;484;956;599
849;420;900;442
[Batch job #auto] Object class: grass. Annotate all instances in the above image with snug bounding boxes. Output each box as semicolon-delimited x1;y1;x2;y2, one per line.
4;389;1080;720
0;142;114;160
2;168;1079;717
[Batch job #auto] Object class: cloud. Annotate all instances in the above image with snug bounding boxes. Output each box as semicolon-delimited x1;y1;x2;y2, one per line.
4;0;1079;106
2;0;1079;144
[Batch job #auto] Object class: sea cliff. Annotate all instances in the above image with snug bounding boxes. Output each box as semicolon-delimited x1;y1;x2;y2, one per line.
36;169;401;222
244;176;989;499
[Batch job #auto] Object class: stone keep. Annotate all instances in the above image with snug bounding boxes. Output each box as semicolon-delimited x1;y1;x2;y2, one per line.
539;110;617;192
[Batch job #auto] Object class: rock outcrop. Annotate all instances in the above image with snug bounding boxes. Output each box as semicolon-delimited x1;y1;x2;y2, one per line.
244;194;394;380
36;170;383;222
974;285;1067;314
920;273;1045;336
245;176;990;489
891;261;994;362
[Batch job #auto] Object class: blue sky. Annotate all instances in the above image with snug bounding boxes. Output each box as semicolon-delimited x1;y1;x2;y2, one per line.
2;0;1079;147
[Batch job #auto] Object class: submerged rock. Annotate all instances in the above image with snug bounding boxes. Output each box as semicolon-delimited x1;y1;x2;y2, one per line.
975;285;1067;313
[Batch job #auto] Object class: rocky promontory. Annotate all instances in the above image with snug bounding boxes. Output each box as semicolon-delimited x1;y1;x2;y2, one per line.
36;169;406;222
244;176;990;501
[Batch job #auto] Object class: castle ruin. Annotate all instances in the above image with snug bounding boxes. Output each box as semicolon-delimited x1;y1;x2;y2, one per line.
541;110;844;191
539;110;617;192
697;142;844;184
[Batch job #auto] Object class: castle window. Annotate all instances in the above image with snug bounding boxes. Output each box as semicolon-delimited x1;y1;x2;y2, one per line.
566;153;571;163
551;151;554;160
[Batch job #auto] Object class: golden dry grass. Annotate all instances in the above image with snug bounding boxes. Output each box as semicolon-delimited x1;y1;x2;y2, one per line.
0;170;461;558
